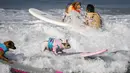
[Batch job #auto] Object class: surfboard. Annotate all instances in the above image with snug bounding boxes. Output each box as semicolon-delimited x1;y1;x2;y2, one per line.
28;8;88;37
29;8;69;27
58;49;108;57
81;49;108;57
0;60;28;73
0;60;63;73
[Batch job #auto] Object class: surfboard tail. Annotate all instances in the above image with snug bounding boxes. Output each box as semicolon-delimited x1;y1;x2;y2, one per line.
81;49;108;57
10;68;29;73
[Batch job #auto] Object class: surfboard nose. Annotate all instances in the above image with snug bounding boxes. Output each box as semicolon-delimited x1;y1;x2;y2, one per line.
55;70;63;73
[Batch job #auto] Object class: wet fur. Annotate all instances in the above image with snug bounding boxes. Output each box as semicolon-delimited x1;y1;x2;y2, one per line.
42;39;71;54
0;40;16;63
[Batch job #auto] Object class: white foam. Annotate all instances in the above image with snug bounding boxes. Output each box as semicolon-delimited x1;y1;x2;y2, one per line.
0;8;130;73
0;63;10;73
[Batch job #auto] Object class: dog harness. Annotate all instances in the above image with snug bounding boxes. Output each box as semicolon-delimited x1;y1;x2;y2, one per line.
0;43;8;53
48;38;63;53
48;38;54;50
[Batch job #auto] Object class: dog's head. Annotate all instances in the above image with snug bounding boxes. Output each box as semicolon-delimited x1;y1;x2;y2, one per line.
4;40;16;50
60;39;71;49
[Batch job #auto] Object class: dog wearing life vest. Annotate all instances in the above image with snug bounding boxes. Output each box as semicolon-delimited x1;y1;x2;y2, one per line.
0;40;16;63
42;38;71;55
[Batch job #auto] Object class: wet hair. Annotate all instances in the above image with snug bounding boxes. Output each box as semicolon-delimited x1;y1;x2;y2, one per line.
72;2;81;6
65;2;73;13
86;4;95;12
72;2;81;9
65;2;81;13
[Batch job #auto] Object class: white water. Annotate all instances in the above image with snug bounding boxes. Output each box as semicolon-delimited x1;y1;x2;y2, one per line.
0;8;130;73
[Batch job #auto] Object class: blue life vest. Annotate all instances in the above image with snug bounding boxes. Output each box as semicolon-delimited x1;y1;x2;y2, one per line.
0;43;8;53
48;38;54;50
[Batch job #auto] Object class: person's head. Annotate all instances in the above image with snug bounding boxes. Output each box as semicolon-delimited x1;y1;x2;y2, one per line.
72;2;81;10
86;4;95;12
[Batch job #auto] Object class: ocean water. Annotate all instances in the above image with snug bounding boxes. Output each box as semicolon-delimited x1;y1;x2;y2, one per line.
0;0;130;73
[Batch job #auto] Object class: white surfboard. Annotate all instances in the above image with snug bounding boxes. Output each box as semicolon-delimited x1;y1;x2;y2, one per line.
28;8;88;37
29;8;69;27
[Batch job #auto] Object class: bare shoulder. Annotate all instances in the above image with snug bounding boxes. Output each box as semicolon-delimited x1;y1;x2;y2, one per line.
86;12;95;18
94;12;101;17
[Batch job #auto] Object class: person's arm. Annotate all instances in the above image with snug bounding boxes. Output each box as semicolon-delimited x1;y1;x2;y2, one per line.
73;11;86;26
62;5;69;22
96;13;103;28
62;14;67;22
97;13;102;24
83;14;89;25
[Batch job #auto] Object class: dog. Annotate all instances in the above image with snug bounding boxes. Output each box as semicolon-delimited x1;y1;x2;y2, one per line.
42;38;71;55
0;40;16;63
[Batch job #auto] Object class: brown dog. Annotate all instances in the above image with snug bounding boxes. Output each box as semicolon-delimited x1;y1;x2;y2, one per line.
0;40;16;63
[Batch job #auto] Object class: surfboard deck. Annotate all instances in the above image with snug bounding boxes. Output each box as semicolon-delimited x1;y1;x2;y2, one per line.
58;49;108;57
28;8;89;37
0;60;62;73
81;49;108;57
29;8;69;27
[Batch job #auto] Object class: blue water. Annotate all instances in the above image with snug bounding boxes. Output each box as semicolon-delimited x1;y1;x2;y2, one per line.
1;0;130;8
1;0;130;15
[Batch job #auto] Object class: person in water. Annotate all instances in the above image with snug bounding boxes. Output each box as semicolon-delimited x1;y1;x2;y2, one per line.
66;1;81;14
84;4;102;29
62;1;81;22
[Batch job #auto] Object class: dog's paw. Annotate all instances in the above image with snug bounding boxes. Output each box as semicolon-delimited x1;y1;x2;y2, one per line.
53;52;58;56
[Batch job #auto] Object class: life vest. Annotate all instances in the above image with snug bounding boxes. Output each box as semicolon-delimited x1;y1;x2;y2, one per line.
48;38;63;52
0;43;8;53
48;38;54;51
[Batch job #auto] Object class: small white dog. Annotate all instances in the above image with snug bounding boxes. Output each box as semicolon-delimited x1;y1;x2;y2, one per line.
42;38;71;55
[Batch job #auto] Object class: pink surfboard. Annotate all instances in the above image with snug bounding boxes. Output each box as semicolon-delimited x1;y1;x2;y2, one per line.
81;49;108;57
55;70;63;73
